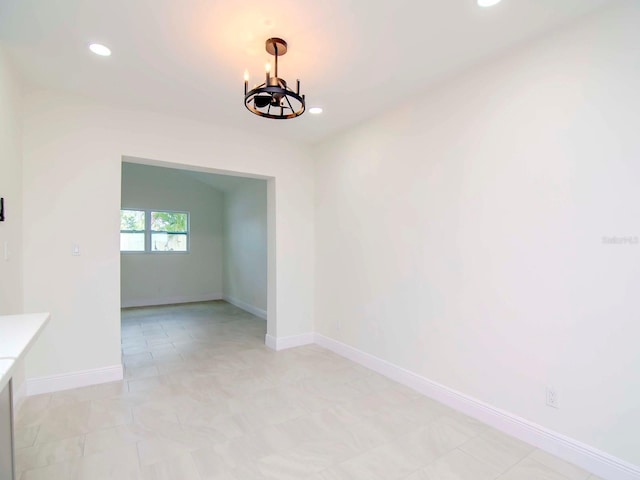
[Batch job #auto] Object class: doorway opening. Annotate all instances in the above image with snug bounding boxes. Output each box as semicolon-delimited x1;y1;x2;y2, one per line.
118;157;274;352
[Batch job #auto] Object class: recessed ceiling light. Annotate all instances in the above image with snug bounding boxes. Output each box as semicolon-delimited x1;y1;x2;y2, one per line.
309;107;323;114
89;43;111;56
478;0;501;7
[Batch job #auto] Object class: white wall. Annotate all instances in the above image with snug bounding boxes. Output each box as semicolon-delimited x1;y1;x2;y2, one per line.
314;2;640;467
222;179;268;318
121;162;224;307
0;48;27;407
0;47;23;315
21;91;314;381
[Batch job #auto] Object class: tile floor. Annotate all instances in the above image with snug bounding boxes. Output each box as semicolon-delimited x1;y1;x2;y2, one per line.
15;301;602;480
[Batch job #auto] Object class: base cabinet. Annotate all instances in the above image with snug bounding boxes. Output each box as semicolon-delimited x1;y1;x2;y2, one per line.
0;379;14;480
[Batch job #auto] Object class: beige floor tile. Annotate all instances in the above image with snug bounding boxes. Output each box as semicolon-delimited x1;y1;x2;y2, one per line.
236;440;353;480
14;424;40;449
441;410;489;437
91;380;129;399
15;435;84;471
408;449;501;480
459;428;534;472
155;359;188;374
150;350;183;363
132;406;183;440
123;344;151;356
84;424;150;456
388;395;454;425
527;449;591;480
331;416;396;453
21;445;141;480
45;382;125;407
391;415;474;465
191;446;237;479
76;444;142;479
125;365;160;380
137;437;197;466
123;352;154;367
330;440;427;480
15;394;51;428
128;376;166;394
140;452;201;480
48;386;101;408
87;398;134;430
33;400;92;444
20;459;78;480
499;457;578;480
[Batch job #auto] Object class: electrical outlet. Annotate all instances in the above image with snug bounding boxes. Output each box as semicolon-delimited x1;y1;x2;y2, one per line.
546;386;559;409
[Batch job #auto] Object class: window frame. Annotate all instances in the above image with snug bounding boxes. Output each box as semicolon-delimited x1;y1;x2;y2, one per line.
120;208;190;254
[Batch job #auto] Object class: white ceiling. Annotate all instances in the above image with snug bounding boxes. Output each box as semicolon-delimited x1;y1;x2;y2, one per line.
0;0;617;143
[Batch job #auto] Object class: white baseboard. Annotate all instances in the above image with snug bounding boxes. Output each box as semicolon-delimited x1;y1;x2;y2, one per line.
265;333;315;351
265;334;278;350
313;334;640;480
26;364;124;396
121;293;223;308
223;295;267;320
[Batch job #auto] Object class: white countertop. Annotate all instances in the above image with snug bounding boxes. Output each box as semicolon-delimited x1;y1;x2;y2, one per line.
0;313;50;391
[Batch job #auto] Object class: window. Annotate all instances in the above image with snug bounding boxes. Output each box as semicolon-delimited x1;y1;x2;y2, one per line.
120;209;189;253
150;211;189;252
120;210;145;252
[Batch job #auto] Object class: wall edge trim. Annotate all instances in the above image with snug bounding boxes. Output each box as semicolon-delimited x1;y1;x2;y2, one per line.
265;333;314;351
26;364;124;396
121;293;223;309
223;294;267;320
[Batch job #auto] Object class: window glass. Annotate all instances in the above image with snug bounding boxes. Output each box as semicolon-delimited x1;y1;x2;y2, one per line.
120;210;145;252
151;211;188;233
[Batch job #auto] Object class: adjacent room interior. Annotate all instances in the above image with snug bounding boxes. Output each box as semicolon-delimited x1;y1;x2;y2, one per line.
120;161;268;318
0;1;638;480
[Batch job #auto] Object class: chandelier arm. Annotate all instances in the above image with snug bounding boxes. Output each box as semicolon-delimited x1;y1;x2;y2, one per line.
284;94;295;112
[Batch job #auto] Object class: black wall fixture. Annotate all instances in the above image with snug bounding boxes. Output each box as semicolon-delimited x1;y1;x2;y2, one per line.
0;197;4;222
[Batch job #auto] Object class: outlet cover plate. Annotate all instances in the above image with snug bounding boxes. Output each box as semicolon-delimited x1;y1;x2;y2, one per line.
546;386;559;408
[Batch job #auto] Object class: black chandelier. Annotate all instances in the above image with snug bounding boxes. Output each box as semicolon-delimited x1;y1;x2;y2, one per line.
244;38;305;119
